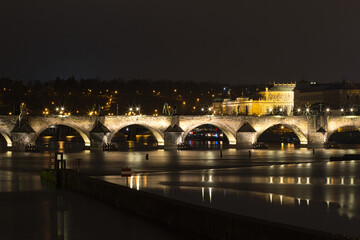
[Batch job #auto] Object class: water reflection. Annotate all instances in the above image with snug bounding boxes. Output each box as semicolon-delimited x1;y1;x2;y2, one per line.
100;160;360;236
2;148;360;236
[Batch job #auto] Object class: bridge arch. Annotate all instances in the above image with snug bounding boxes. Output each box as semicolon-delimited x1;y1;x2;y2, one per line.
32;123;91;147
182;123;236;145
326;125;360;142
109;123;164;146
256;123;308;145
0;132;12;147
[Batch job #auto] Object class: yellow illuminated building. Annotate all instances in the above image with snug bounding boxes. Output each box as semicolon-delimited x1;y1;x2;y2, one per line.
213;83;295;116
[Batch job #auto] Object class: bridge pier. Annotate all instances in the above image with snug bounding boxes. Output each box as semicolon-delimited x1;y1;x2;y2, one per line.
11;133;35;151
90;120;111;151
236;132;256;149
307;132;325;149
164;124;184;150
90;132;110;151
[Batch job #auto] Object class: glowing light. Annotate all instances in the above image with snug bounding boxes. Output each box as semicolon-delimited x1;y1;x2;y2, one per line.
326;108;330;112
202;187;205;202
326;177;331;185
279;176;284;184
208;175;213;183
209;187;212;203
269;176;273;184
306;108;309;112
130;176;133;189
136;176;140;190
297;108;301;112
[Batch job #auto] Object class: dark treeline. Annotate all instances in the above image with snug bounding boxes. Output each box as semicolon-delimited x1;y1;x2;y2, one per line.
0;77;265;116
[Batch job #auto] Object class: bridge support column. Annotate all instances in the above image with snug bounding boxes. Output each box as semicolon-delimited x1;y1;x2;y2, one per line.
307;132;325;149
164;124;184;150
90;133;110;151
11;133;35;151
236;132;256;149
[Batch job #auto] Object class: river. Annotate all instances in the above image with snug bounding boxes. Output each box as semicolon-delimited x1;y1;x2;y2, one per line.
1;148;360;238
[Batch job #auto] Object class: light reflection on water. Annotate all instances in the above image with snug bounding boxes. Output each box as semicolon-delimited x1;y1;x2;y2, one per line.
100;160;360;236
1;148;360;236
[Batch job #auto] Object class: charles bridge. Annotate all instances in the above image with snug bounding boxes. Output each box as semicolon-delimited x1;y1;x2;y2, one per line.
1;114;360;151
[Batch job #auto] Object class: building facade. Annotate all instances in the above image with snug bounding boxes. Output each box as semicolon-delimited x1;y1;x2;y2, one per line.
213;83;295;116
294;81;360;110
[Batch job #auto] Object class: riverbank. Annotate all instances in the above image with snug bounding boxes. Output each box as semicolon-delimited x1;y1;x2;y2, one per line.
41;169;356;240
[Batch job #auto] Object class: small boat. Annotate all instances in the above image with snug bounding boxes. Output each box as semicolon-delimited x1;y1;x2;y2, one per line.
330;154;360;161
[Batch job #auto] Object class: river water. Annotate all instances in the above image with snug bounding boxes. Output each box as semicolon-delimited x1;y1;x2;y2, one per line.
1;148;360;238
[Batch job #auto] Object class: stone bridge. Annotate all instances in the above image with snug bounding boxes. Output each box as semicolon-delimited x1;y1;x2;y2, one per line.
0;114;359;151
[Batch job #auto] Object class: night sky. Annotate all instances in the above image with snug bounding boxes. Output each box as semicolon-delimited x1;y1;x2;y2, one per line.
1;0;360;84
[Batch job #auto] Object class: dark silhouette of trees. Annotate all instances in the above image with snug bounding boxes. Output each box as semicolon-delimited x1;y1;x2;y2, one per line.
0;77;262;116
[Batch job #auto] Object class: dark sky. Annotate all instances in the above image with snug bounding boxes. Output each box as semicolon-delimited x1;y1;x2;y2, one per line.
1;0;360;84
